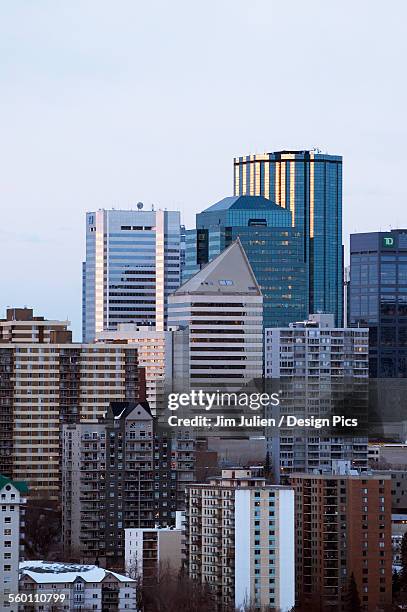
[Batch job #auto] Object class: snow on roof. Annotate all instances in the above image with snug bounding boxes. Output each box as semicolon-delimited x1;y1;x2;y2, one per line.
19;561;135;584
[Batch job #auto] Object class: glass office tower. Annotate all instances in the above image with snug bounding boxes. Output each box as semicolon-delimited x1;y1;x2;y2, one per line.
233;150;343;324
350;230;407;377
183;195;307;329
83;208;181;342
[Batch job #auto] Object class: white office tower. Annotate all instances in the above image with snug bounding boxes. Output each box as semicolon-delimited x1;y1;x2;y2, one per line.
265;314;369;479
168;239;263;391
83;208;181;342
185;469;295;611
0;476;28;612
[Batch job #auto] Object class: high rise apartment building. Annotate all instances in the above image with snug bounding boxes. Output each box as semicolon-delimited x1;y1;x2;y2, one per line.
62;402;195;567
290;468;392;611
350;229;407;377
234;150;343;324
62;402;154;567
265;314;369;478
168;239;263;391
183;195;307;329
184;469;295;611
83;208;181;342
0;475;28;612
0;308;143;499
96;323;188;414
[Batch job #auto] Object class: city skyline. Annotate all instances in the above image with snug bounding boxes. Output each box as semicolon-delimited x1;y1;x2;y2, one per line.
1;1;407;336
1;3;406;609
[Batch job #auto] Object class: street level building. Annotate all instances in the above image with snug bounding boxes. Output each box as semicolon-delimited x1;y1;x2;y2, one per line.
0;475;28;612
124;520;183;582
19;561;137;611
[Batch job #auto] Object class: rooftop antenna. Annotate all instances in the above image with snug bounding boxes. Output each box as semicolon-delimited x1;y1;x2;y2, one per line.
137;202;143;210
151;203;155;211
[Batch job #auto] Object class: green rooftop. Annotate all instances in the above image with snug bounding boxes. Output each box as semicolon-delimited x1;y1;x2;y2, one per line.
0;474;29;494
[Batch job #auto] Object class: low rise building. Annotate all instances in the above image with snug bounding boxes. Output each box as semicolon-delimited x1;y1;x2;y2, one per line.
368;443;407;467
125;520;183;582
0;475;28;612
391;513;407;566
19;561;137;611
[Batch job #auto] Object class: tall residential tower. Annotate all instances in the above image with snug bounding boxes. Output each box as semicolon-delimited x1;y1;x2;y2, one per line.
0;308;143;499
265;314;369;479
185;469;295;611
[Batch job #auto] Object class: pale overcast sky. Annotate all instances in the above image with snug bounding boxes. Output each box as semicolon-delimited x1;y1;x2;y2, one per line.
1;0;406;337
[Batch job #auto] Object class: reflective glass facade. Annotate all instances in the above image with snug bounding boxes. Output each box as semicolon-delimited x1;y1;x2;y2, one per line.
83;209;181;342
350;230;407;377
233;151;343;325
183;196;308;329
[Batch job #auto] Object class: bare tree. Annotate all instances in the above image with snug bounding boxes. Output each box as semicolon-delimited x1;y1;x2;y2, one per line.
137;563;215;612
23;497;61;560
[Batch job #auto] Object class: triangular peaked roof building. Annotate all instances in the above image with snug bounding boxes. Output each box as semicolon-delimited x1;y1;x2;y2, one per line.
174;238;262;297
168;239;263;390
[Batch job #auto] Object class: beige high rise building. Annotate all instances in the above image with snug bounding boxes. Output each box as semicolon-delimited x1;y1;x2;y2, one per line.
0;308;143;499
185;469;295;611
96;323;188;414
168;239;263;392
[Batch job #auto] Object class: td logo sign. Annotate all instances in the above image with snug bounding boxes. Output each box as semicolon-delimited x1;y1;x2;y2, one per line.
383;236;395;248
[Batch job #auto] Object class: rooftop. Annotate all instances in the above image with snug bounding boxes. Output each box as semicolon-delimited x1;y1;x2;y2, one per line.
172;239;262;297
0;474;29;494
19;561;135;584
201;195;284;213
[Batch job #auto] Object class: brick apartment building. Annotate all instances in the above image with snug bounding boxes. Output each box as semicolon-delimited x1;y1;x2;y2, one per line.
290;467;392;611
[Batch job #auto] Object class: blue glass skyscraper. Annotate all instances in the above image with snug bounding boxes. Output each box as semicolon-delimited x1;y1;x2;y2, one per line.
350;230;407;377
233;150;343;324
183;195;307;329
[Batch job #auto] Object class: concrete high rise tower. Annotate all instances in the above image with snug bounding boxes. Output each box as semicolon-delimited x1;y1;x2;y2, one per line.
168;239;263;390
